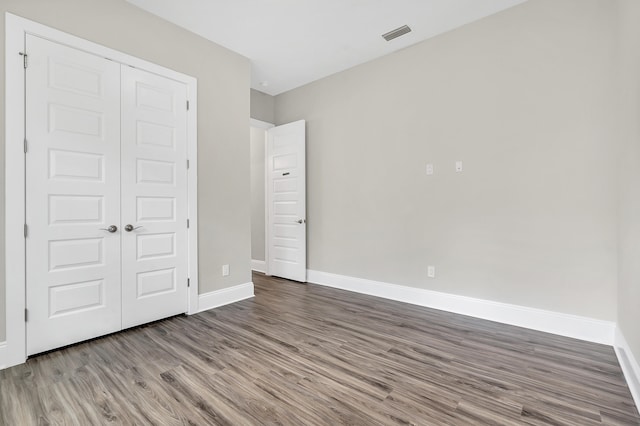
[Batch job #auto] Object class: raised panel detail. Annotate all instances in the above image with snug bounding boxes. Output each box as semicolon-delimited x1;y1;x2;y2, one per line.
137;121;175;149
274;201;297;217
49;238;103;271
137;268;176;299
137;159;175;185
49;279;104;318
136;83;173;112
136;197;176;222
273;178;297;194
137;233;175;260
49;58;102;97
49;195;103;225
49;104;103;137
273;134;296;148
273;246;297;263
273;224;297;240
273;153;297;171
49;149;104;181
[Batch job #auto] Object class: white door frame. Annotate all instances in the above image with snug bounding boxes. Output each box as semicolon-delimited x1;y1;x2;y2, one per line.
250;118;274;276
4;13;199;369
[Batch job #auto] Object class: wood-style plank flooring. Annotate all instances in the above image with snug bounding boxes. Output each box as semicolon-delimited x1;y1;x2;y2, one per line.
1;272;639;425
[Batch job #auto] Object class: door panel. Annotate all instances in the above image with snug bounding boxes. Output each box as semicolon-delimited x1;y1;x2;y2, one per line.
120;66;189;329
25;35;122;355
25;36;190;354
267;120;307;282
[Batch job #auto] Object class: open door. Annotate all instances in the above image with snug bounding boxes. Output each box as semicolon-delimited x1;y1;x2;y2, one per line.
266;120;306;282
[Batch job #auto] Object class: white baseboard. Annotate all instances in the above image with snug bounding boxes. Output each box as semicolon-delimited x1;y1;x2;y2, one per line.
307;270;615;345
0;342;7;370
197;282;254;313
614;327;640;410
251;259;266;273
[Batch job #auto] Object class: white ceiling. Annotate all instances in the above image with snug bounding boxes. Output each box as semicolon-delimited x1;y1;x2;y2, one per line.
127;0;527;96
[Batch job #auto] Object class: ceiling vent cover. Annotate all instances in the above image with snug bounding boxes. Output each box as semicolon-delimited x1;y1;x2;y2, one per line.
382;25;412;41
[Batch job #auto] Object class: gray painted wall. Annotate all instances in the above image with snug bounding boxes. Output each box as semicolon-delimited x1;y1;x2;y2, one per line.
616;0;640;368
275;0;619;320
249;90;273;264
0;0;252;342
251;89;275;124
250;127;266;262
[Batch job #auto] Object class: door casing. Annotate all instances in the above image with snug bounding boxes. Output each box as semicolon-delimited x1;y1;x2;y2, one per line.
249;118;274;276
4;13;199;369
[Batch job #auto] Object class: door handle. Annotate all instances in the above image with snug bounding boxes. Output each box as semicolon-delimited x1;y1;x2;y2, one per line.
296;219;306;224
124;224;143;232
99;225;118;233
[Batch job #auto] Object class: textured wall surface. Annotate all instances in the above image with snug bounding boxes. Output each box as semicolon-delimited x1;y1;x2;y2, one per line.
250;127;266;262
276;0;619;320
616;0;640;369
250;89;275;123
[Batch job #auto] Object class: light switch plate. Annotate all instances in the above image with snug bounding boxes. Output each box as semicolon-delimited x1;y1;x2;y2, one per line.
222;264;230;276
427;265;435;278
455;161;463;172
426;163;434;175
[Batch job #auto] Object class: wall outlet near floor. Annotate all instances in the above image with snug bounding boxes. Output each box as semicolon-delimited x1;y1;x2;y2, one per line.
222;264;230;276
455;161;463;172
427;265;436;278
426;163;434;175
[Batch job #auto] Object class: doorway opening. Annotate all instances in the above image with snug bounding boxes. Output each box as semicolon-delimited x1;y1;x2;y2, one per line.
250;119;307;282
249;119;273;274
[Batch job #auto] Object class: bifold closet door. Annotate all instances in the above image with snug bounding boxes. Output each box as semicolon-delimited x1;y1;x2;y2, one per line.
120;66;189;329
25;35;123;355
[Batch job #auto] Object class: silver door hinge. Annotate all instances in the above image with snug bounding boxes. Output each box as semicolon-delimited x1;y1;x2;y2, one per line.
187;159;190;169
25;309;28;322
187;278;190;288
24;224;28;238
24;138;28;154
20;52;28;69
187;219;190;229
186;100;190;111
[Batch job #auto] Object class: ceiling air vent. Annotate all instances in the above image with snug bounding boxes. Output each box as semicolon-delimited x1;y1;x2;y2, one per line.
382;25;412;42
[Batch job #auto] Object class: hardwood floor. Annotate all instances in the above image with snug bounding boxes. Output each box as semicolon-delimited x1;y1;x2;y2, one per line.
1;272;639;425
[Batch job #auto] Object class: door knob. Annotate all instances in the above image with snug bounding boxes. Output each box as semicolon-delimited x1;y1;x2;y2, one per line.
296;219;306;224
124;224;143;232
99;225;118;233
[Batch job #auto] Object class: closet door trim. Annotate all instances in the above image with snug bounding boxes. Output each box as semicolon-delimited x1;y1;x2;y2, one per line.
4;13;199;369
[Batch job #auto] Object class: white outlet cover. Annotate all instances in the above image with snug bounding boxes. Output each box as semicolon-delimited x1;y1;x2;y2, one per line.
222;264;230;276
455;161;463;172
426;163;434;175
427;266;435;278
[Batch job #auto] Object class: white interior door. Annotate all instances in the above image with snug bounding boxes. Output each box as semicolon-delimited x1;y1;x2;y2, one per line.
120;66;189;328
25;35;122;355
25;36;190;354
267;120;307;282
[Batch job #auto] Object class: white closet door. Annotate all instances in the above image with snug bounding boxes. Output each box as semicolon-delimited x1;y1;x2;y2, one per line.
25;35;122;355
120;66;189;328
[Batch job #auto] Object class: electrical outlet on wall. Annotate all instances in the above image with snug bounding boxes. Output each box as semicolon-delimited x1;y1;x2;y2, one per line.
455;161;463;172
427;265;436;278
426;163;434;175
222;264;230;276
